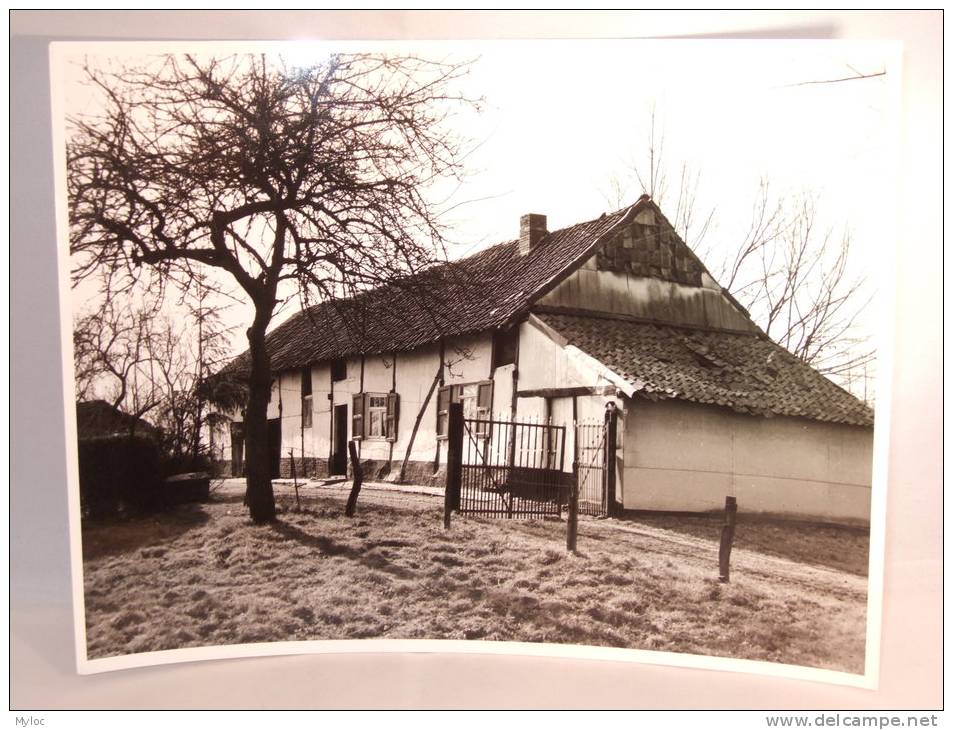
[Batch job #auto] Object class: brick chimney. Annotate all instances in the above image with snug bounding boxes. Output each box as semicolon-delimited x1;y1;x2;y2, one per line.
519;213;547;256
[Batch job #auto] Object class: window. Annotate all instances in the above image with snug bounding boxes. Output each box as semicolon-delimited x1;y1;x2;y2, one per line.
437;380;493;437
492;325;519;369
367;394;387;437
459;383;480;420
331;358;347;382
301;367;313;428
352;392;399;441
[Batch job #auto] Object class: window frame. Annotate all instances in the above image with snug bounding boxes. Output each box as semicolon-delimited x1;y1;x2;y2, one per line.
352;391;399;441
437;379;494;439
331;358;347;383
492;325;519;369
366;393;388;439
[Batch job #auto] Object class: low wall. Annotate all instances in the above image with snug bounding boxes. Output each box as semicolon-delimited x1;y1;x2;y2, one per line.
211;458;445;489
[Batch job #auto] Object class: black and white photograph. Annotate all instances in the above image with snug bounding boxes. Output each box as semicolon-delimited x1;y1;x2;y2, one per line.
53;36;897;682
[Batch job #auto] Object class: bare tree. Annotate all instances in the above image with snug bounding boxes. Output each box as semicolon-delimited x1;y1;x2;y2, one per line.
181;275;237;460
68;52;477;522
73;299;165;432
604;106;716;252
731;195;873;378
75;293;240;478
606;114;873;395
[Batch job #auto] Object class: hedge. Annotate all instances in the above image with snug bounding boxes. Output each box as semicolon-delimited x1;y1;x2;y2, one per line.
160;451;212;479
78;434;164;518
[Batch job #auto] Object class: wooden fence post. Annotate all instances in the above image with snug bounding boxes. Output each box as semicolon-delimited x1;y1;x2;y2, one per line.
567;480;579;553
444;402;464;529
718;496;738;582
604;402;619;517
344;441;363;517
567;435;580;551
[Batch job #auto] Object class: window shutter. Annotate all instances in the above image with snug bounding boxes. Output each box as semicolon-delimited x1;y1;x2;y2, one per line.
351;393;365;439
476;380;494;437
477;380;494;414
386;392;399;441
437;385;451;437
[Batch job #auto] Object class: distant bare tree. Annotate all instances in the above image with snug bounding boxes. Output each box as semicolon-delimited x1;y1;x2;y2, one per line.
604;107;716;252
68;52;478;522
73;298;165;433
75;284;237;462
729;195;874;379
606;112;873;395
181;275;237;459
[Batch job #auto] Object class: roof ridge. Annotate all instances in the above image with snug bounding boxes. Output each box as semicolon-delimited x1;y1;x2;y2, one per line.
263;201;642;334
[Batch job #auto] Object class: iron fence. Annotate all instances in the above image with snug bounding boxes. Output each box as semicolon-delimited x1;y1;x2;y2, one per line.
458;417;569;519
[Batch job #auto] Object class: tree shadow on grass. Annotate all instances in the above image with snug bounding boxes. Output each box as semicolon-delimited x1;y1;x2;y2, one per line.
81;504;211;560
270;520;416;580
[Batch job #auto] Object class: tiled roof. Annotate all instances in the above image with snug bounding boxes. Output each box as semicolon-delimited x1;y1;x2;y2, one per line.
76;400;157;439
223;203;638;375
535;311;873;427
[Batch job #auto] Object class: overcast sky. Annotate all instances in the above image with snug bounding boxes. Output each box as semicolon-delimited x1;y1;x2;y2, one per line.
58;39;898;378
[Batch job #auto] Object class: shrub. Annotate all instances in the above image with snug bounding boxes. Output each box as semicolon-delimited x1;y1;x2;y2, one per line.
78;434;163;518
160;451;212;479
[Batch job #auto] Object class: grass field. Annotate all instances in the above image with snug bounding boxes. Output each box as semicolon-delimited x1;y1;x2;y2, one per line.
81;481;869;673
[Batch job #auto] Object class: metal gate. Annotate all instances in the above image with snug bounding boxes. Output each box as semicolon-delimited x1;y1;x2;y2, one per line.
456;415;570;519
574;419;608;517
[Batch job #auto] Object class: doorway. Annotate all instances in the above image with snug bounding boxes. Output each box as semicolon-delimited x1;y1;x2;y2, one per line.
230;422;244;477
331;404;348;475
267;418;282;479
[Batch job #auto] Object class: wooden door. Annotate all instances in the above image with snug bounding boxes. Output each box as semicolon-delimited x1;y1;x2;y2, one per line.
331;404;348;475
230;422;244;477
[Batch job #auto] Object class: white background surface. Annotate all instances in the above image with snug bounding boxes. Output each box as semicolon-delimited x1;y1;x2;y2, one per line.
9;10;942;710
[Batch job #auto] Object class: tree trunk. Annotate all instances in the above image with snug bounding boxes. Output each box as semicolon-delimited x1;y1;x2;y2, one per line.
244;314;276;523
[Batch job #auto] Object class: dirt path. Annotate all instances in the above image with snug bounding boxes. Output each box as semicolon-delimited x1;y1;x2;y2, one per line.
580;519;867;597
214;477;866;601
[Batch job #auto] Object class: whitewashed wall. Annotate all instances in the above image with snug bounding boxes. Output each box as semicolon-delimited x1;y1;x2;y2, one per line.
622;399;873;522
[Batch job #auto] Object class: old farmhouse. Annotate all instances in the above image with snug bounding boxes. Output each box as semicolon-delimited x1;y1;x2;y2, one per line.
212;196;874;523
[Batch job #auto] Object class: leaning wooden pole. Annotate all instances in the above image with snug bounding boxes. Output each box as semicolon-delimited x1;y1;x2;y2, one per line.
718;496;738;582
344;441;363;517
289;449;301;511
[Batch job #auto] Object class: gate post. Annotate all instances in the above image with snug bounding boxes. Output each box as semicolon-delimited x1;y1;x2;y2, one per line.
444;402;464;528
604;402;619;517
